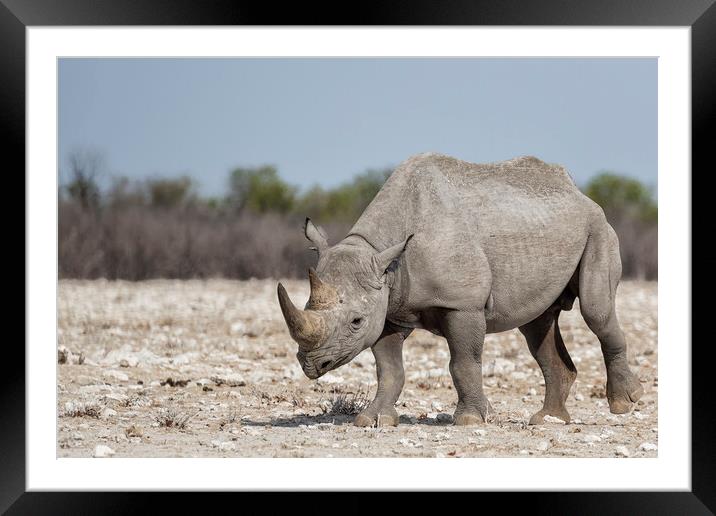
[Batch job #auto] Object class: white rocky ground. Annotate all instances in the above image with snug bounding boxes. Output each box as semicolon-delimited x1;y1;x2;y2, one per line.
57;279;657;458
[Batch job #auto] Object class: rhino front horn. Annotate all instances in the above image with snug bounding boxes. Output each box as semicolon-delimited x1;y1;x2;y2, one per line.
277;282;327;351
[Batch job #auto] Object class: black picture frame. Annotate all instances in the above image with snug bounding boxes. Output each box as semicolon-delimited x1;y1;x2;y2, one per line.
6;0;713;512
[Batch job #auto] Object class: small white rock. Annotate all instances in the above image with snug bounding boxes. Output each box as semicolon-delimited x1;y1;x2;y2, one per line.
431;401;443;411
543;415;567;424
615;445;631;457
638;442;658;452
574;393;585;401
527;388;537;396
536;441;550;451
92;444;115;458
104;370;129;382
219;441;236;452
483;358;516;377
101;407;117;418
580;434;602;444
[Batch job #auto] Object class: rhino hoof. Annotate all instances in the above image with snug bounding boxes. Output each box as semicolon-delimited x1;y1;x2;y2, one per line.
454;413;484;426
354;409;399;427
528;408;570;425
607;377;644;414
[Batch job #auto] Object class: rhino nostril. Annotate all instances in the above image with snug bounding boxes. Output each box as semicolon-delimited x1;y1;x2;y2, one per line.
319;360;331;370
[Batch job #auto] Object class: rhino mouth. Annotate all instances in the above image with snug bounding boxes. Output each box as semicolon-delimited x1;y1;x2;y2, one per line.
297;351;352;379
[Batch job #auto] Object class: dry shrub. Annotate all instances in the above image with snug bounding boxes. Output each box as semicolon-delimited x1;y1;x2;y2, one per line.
154;408;196;429
62;400;102;418
321;387;371;416
59;202;350;280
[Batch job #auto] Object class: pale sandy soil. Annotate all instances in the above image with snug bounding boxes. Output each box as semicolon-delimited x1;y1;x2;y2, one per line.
57;279;657;458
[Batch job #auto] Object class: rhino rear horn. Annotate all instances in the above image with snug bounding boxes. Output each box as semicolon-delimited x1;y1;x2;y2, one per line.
307;267;339;309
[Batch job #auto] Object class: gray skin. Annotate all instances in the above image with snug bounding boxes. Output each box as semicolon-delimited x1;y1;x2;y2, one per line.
277;152;644;427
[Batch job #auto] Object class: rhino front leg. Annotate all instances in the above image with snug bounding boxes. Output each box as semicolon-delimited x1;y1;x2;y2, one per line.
441;309;491;425
354;326;410;427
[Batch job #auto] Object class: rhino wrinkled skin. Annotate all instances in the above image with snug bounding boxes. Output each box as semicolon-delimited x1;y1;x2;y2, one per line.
277;153;644;427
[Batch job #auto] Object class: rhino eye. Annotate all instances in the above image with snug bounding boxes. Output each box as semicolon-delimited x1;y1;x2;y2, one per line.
351;317;364;328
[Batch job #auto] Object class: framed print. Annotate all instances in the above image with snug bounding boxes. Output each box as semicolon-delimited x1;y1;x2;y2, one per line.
7;0;713;511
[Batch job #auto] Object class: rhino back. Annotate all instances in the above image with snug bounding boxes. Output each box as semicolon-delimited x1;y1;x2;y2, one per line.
350;153;601;332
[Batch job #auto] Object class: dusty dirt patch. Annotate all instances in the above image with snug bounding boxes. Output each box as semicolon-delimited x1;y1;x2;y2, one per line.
57;279;657;458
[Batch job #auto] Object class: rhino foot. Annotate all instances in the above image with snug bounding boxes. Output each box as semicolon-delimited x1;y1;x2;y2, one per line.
453;399;492;426
607;369;644;414
607;384;644;414
528;407;571;425
454;413;484;426
354;407;399;427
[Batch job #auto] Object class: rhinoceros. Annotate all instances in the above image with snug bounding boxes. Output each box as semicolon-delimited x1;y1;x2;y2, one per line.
277;152;644;426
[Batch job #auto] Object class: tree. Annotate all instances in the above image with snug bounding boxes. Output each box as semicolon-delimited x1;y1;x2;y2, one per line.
64;148;106;210
106;176;147;208
296;168;392;223
228;166;296;214
584;172;657;223
584;172;658;280
147;176;195;209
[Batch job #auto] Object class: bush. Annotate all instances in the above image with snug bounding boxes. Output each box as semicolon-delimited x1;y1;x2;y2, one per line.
584;173;657;280
58;200;351;280
147;176;195;209
228;166;296;214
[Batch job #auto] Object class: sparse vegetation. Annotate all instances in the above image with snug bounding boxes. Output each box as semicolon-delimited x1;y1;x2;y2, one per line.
62;400;103;418
321;387;371;416
154;407;197;429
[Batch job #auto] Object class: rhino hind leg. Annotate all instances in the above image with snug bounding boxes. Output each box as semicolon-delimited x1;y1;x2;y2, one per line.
577;222;644;414
520;306;577;424
354;326;410;427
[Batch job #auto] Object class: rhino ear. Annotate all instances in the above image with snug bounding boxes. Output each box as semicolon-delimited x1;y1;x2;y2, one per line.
372;235;413;279
304;218;329;254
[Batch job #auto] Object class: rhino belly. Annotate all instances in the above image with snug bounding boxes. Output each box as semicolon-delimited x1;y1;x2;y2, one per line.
482;230;587;333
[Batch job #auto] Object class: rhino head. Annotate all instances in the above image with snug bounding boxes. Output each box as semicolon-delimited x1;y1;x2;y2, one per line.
277;218;411;379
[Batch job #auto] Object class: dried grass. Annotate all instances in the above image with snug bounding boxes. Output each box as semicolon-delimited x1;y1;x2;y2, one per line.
62;400;102;418
321;387;371;416
154;407;197;429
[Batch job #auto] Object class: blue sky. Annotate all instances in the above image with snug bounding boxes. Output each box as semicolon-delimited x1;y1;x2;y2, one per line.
59;58;657;197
